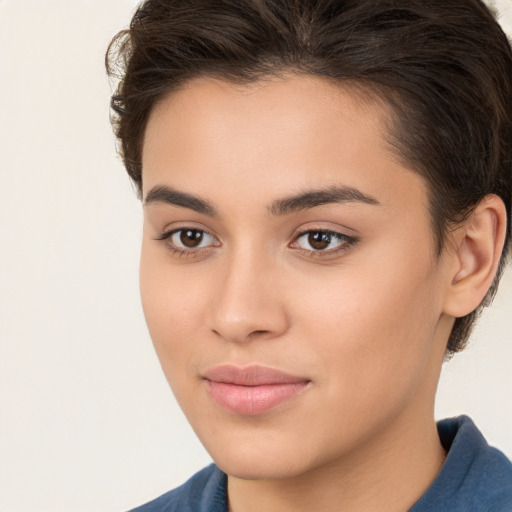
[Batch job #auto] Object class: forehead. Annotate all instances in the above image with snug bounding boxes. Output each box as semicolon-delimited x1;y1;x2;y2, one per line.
145;75;392;160
142;75;430;222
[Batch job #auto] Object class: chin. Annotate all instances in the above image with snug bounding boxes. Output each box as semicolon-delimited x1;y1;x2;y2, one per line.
215;453;310;481
201;431;321;481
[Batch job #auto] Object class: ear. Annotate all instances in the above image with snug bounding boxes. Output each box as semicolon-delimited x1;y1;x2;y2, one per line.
443;194;507;318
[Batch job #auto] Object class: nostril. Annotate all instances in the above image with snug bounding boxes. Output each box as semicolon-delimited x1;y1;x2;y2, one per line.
211;327;273;343
250;330;271;337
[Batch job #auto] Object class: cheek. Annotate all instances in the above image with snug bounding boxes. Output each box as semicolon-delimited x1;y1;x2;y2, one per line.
290;247;440;408
139;249;214;414
139;245;204;369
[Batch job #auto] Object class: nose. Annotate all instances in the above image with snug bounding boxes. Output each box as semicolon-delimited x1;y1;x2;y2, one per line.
207;249;290;344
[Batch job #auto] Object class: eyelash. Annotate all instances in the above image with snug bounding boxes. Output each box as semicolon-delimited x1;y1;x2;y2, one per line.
154;228;218;258
291;229;358;258
154;227;358;259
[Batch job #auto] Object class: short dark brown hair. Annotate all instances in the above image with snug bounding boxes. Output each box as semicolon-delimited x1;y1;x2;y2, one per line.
106;0;512;354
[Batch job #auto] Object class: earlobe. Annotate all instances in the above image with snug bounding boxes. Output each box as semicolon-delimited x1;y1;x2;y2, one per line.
443;194;507;318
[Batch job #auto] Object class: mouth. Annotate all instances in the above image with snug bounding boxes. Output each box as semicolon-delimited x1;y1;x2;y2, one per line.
202;365;311;415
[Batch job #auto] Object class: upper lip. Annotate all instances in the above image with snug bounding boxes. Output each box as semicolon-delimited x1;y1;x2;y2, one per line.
202;365;310;386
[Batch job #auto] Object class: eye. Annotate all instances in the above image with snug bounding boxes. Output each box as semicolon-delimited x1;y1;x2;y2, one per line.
156;228;218;254
170;229;215;249
292;230;356;254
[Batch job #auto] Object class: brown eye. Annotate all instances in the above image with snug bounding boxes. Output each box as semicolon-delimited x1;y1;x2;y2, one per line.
294;229;355;255
180;229;203;248
308;231;331;250
166;228;217;251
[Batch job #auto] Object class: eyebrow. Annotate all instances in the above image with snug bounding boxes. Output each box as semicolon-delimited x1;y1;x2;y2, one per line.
144;184;380;217
144;185;218;216
268;185;380;216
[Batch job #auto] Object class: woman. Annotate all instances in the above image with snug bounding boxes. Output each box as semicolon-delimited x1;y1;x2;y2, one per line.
106;0;512;510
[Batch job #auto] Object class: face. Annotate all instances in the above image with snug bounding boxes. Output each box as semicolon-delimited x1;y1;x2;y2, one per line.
140;76;454;480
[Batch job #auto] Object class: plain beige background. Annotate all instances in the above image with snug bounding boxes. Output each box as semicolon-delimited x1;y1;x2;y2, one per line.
0;1;511;511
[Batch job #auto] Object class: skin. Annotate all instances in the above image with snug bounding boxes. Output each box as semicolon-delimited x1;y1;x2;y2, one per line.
139;75;506;511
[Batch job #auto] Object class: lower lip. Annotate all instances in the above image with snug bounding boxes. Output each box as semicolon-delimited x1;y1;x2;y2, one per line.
206;381;309;415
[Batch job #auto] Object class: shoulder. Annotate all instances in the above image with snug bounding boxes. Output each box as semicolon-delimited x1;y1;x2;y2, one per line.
411;416;512;512
127;464;227;512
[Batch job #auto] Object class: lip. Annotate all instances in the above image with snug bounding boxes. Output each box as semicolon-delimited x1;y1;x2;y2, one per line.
202;365;311;415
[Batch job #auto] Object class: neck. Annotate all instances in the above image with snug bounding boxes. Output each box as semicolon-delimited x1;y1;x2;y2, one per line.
227;408;446;512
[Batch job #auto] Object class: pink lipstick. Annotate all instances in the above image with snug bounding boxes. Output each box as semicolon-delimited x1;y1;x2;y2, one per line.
203;365;310;415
